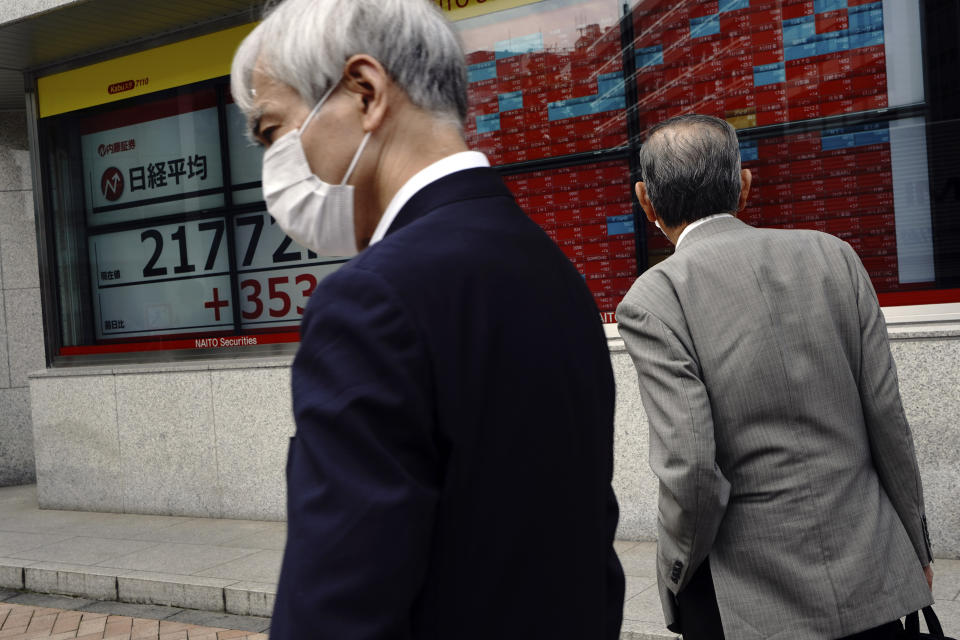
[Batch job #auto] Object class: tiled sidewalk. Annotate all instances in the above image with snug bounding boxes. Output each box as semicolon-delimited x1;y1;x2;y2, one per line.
1;484;958;639
0;601;268;639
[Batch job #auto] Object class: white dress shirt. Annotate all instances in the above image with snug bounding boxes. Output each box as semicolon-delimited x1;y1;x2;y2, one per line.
675;213;735;248
368;151;490;246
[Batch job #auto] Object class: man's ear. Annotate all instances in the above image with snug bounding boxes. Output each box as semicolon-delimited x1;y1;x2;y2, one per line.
635;181;657;224
737;168;753;212
341;54;389;132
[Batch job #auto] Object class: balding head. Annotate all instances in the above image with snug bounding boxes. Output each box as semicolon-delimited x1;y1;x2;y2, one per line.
637;114;743;228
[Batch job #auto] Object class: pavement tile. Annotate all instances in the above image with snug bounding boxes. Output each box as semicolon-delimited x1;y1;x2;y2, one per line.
619;617;679;639
10;538;159;567
617;541;658;579
164;611;269;634
100;544;258;576
0;511;106;536
52;515;194;542
25;612;57;633
130;617;159;638
50;610;82;633
3;593;93;610
624;582;669;626
130;521;273;547
76;614;108;636
614;539;640;554
192;551;281;583
0;533;73;558
80;601;183;621
216;526;286;552
103;614;133;635
933;557;960;602
625;574;656;601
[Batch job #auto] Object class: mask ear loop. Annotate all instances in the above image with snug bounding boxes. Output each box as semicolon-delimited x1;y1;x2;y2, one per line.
340;131;372;186
300;83;338;133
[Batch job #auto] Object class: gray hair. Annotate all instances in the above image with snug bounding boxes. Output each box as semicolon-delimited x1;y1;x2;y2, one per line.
231;0;468;135
637;114;742;227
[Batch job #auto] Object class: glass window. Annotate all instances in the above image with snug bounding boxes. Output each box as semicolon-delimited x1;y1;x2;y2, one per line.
40;81;347;358
35;0;960;361
453;0;958;313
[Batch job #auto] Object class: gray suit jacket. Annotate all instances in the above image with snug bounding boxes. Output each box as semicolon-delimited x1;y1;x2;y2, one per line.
617;216;933;639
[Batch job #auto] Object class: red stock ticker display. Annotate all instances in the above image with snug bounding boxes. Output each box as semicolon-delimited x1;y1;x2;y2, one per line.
738;126;900;291
631;0;933;297
632;0;888;130
502;160;636;320
459;1;634;318
457;0;932;316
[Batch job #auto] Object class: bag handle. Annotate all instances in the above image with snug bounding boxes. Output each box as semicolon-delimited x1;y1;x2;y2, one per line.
905;606;945;637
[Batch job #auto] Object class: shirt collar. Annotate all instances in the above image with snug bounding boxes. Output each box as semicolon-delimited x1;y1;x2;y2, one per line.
676;213;735;248
369;151;490;245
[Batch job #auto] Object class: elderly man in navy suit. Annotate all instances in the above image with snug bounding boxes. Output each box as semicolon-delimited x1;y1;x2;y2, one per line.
230;0;624;637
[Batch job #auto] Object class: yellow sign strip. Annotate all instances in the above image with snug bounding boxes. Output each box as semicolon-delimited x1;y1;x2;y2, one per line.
437;0;543;21
37;23;256;118
38;0;541;117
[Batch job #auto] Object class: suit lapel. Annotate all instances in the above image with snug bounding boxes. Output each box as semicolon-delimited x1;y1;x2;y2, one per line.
385;167;512;238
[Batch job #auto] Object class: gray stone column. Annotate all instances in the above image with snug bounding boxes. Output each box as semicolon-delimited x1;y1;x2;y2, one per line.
0;109;43;486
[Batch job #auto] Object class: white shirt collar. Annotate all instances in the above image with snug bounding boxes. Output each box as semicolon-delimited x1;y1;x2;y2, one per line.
676;213;735;248
368;151;490;245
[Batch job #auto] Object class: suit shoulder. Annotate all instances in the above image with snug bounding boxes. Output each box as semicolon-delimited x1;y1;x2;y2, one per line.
618;260;678;317
757;226;850;251
303;258;400;318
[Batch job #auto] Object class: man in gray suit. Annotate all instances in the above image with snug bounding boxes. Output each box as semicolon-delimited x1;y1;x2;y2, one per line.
617;114;934;640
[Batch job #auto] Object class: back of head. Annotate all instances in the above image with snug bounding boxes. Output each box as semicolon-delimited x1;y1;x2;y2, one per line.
231;0;467;130
638;114;742;227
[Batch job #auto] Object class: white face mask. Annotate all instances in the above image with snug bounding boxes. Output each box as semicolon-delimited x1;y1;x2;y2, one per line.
261;84;372;257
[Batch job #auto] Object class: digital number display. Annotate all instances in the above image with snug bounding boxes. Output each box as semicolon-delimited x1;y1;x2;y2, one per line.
233;211;344;328
89;212;346;340
89;219;232;339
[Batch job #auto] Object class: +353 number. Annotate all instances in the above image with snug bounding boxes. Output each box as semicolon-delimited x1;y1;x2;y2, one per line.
138;215;321;321
235;213;319;320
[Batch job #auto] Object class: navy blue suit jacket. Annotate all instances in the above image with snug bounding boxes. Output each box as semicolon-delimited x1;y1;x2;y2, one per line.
272;167;624;639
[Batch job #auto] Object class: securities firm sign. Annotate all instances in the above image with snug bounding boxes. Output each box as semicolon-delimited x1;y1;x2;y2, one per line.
437;0;542;21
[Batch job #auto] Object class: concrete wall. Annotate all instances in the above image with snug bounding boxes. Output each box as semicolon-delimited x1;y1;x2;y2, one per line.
0;111;43;486
28;330;960;559
30;359;295;519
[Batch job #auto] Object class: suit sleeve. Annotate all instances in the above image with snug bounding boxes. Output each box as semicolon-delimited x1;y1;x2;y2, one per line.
272;266;439;639
617;299;731;594
845;244;933;565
